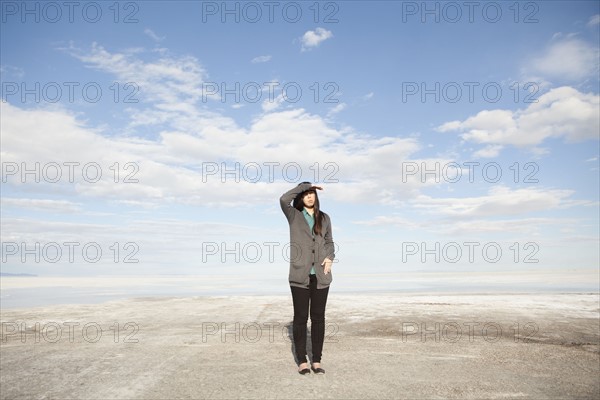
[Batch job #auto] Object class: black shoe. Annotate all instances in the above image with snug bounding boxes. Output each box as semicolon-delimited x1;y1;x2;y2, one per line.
298;363;310;375
311;365;325;374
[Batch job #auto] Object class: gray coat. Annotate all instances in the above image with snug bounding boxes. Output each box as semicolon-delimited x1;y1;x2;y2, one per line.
280;182;335;289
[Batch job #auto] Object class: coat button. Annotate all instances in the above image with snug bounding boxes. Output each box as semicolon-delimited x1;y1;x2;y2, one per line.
312;250;315;253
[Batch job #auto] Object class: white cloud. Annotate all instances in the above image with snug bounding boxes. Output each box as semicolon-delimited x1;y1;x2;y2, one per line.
0;64;25;79
528;36;599;81
326;103;346;117
1;216;275;273
437;86;600;155
300;28;333;51
144;28;165;42
251;55;271;63
20;42;592;216
472;144;504;158
64;42;209;108
350;183;595;235
261;93;285;112
413;186;585;218
353;214;579;236
349;185;595;235
1;100;425;207
352;215;419;229
1;198;82;213
435;217;580;235
587;14;600;27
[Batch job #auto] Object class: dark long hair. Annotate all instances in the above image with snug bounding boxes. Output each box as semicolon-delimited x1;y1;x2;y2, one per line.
293;184;325;236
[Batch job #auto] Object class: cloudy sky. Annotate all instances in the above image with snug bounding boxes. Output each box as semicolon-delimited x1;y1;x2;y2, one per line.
1;1;598;281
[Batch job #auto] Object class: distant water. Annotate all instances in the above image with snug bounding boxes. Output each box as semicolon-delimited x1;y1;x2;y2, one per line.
1;271;598;309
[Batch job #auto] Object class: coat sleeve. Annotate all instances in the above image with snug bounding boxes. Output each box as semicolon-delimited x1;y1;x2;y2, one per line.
323;213;335;261
280;182;312;224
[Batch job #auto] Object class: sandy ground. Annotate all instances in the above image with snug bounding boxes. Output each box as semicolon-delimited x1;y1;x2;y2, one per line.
1;292;599;399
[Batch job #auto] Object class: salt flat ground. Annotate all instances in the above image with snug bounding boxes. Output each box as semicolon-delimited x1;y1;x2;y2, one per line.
1;292;598;399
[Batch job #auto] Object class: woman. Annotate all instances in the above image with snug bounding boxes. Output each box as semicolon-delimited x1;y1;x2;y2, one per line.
279;181;335;375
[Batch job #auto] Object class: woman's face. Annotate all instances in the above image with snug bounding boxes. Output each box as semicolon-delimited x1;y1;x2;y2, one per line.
302;191;316;208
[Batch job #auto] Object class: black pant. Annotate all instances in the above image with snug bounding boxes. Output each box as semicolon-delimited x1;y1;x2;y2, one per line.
290;273;330;365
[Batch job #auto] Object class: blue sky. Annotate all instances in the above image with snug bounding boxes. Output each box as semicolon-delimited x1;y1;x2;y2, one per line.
1;1;599;279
